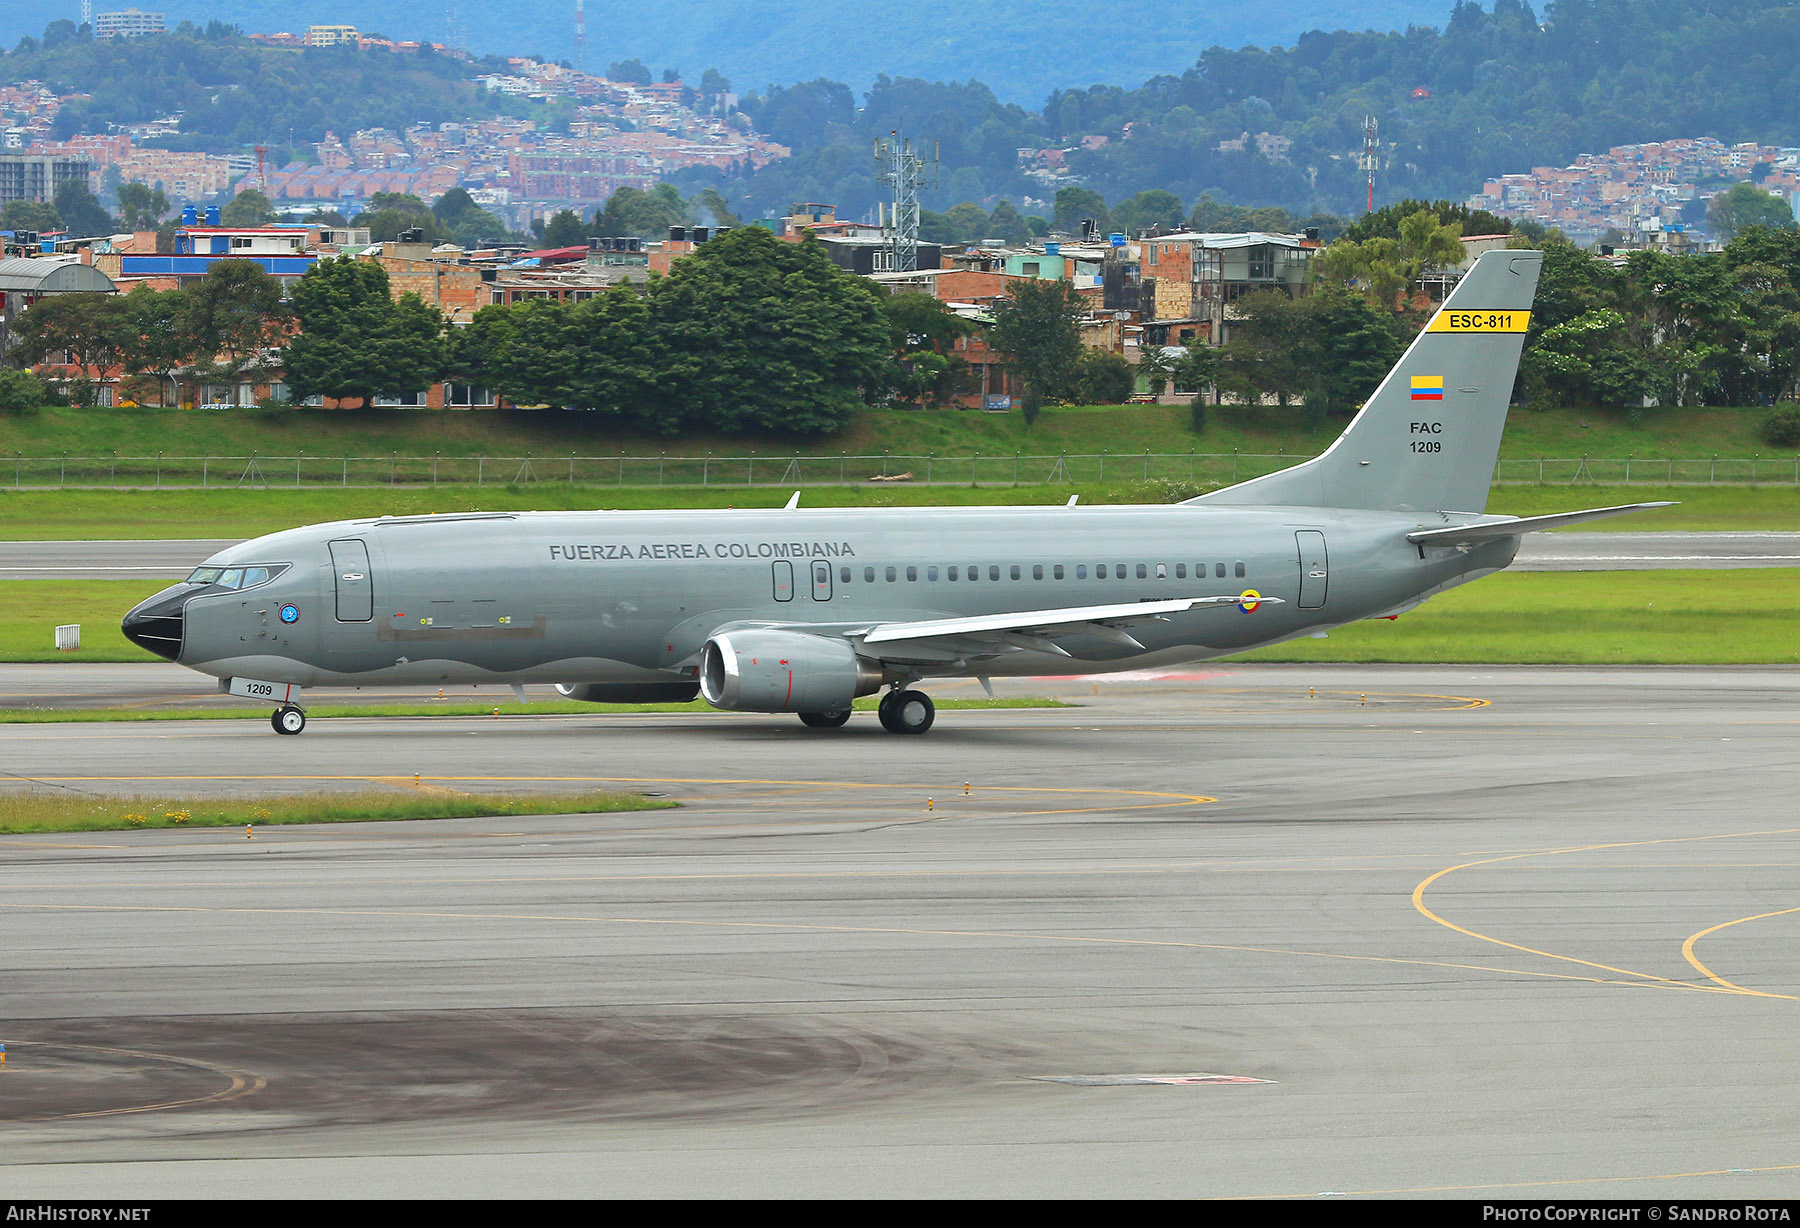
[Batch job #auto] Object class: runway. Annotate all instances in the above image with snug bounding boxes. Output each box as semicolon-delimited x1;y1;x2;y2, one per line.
2;665;1797;1198
5;532;1800;579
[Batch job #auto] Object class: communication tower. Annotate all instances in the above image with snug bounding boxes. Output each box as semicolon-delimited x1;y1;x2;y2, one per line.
81;1;92;31
1359;115;1380;214
575;0;585;73
874;132;937;273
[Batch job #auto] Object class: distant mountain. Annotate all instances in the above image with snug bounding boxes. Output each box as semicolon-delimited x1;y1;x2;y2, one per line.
3;1;1457;104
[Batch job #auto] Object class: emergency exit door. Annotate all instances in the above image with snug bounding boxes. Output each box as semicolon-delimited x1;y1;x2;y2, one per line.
1295;530;1328;609
329;539;373;621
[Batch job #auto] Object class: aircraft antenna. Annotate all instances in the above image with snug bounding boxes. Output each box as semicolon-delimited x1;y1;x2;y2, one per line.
875;131;937;273
1359;115;1380;214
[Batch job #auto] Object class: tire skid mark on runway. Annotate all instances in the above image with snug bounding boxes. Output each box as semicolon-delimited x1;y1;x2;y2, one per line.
5;1041;267;1121
1682;906;1800;996
1414;828;1800;1000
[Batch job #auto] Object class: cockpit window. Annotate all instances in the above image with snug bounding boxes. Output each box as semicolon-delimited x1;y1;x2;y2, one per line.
186;563;287;590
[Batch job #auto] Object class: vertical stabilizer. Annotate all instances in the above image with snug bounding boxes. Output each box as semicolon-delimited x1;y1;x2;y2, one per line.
1193;248;1542;513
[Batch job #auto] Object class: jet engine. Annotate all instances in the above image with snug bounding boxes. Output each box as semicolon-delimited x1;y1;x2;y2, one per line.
554;681;701;703
699;630;885;713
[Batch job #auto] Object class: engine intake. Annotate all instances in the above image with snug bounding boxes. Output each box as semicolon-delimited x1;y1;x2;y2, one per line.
699;630;885;713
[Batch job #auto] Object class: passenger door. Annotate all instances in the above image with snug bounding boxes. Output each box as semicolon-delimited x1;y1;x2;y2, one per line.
1295;530;1328;610
328;539;374;622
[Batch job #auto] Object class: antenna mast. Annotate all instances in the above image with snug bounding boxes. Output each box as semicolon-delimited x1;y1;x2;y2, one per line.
1360;115;1380;214
574;0;585;72
874;131;937;273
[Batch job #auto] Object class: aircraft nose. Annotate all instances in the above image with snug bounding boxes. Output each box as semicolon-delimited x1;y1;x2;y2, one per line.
121;587;189;662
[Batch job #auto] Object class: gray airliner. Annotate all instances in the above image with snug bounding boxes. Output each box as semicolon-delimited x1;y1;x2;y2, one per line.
123;248;1667;734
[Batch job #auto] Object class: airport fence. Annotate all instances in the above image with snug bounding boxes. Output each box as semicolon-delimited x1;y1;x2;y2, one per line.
6;451;1800;490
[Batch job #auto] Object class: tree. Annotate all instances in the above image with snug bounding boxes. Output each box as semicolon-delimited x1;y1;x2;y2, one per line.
284;258;445;407
1706;182;1796;243
607;58;651;84
182;261;290;392
986;201;1030;245
942;201;989;244
878;291;975;407
52;180;114;237
1314;209;1465;309
645;227;888;434
1;200;61;233
592;183;685;238
1112;189;1185;235
540;208;587;248
1052;187;1112;238
10;292;132;375
0;367;49;411
989;277;1083;424
116;183;170;231
1070;349;1134;404
117;286;191;405
220;188;276;227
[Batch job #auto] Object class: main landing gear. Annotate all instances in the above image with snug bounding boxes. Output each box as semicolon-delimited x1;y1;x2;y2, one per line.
794;687;935;734
271;704;307;735
876;687;934;735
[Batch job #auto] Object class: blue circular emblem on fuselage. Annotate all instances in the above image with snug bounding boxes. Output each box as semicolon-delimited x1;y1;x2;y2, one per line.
279;604;300;624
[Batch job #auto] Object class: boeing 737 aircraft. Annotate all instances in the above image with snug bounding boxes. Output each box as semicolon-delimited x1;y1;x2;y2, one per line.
124;248;1667;734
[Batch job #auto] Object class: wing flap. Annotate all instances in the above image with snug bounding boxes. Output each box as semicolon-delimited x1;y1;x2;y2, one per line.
1406;502;1676;546
859;594;1278;647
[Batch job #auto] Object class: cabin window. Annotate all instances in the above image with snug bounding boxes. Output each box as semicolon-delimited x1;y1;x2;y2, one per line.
1235;562;1246;578
864;566;876;583
930;567;940;581
840;566;852;584
967;564;979;580
1076;565;1087;579
885;566;897;582
1215;563;1226;578
989;565;1000;581
1136;564;1148;579
947;566;958;581
1176;564;1186;579
1032;565;1043;580
1054;565;1065;580
1010;565;1021;580
1155;564;1166;579
1096;564;1108;579
908;566;919;581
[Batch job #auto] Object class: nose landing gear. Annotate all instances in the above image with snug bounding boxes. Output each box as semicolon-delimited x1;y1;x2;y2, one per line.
271;704;307;735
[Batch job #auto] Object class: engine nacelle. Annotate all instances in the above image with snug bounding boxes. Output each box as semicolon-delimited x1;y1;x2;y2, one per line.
554;681;701;703
699;630;885;713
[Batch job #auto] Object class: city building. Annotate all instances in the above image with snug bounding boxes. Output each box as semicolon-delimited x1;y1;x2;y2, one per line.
306;25;359;47
0;253;117;363
0;153;93;203
93;9;165;38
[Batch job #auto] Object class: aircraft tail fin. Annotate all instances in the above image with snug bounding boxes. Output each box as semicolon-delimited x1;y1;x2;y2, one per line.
1190;248;1543;514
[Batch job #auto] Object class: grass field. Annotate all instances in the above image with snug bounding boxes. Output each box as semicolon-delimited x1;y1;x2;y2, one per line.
0;789;673;835
11;571;1794;667
0;401;1788;473
1;481;1794;541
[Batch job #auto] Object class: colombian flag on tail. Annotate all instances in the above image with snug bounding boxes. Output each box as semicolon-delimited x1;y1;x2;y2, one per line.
1410;375;1444;401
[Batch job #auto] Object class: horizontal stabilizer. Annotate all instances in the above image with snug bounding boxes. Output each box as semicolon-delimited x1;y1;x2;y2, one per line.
859;594;1281;647
1405;502;1676;547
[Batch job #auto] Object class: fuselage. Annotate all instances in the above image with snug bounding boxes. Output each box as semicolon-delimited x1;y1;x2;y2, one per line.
122;503;1517;689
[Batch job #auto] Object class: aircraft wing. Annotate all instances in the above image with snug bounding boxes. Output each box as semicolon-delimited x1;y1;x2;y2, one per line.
856;594;1280;655
1406;502;1676;547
